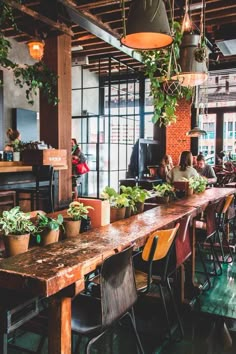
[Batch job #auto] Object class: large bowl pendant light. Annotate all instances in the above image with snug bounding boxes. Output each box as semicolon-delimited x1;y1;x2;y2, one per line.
120;0;173;50
172;33;208;87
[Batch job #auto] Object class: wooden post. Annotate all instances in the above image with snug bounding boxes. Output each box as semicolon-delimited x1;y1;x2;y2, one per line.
48;296;72;354
40;35;72;208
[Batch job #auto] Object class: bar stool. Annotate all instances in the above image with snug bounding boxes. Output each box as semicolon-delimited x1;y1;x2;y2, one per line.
15;165;54;212
0;191;16;214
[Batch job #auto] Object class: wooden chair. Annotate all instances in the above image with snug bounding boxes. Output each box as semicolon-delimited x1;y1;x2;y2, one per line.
72;246;144;354
0;191;16;215
15;165;54;212
133;223;184;340
173;181;190;198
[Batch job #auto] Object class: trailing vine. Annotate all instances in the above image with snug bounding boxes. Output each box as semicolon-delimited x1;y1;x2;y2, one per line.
141;21;192;126
0;2;59;106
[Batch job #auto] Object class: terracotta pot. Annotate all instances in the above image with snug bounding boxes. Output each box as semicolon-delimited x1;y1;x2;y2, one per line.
63;219;81;238
3;233;30;257
41;229;60;246
125;206;132;218
134;202;144;214
187;188;194;196
110;207;126;223
156;196;170;204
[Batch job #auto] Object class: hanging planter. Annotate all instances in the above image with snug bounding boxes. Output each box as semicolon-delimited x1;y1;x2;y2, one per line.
163;79;181;96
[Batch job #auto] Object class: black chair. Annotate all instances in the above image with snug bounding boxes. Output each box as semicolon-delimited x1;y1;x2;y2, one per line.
72;246;144;354
194;200;223;290
15;165;54;212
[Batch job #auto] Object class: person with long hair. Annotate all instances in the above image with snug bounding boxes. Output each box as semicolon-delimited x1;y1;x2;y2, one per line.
167;151;199;183
158;154;174;181
4;128;21;151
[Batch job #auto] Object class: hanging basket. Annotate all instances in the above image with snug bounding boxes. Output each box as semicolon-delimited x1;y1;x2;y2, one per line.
162;79;182;96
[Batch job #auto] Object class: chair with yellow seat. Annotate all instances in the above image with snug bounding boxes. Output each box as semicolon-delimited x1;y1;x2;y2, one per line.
133;223;183;340
216;194;235;263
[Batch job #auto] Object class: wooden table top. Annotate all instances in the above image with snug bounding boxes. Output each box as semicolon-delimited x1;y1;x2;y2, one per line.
172;187;235;210
0;203;195;298
0;187;234;298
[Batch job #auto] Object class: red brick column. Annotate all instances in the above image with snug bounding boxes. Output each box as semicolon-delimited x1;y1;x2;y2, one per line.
166;99;191;165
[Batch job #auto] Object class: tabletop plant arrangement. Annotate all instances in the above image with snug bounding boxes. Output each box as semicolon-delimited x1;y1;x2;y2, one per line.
102;186;130;222
153;183;176;203
188;176;208;194
64;201;93;237
0;206;37;257
120;185;150;215
36;213;64;246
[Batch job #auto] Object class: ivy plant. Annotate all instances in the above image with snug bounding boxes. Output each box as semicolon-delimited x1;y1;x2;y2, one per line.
0;1;59;106
141;22;192;126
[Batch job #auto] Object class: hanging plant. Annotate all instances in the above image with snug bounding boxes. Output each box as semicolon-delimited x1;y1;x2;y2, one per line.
141;21;192;126
14;62;59;106
0;2;59;106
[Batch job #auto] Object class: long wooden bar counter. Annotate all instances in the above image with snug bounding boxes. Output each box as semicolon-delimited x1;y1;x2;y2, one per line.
0;187;235;353
0;161;67;173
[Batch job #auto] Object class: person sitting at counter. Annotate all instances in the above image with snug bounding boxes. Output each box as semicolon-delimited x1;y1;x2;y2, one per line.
4;128;21;151
158;154;174;181
195;154;217;185
166;151;199;183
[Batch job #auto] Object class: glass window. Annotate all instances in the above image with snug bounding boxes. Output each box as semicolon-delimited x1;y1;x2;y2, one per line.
198;113;216;162
223;112;236;156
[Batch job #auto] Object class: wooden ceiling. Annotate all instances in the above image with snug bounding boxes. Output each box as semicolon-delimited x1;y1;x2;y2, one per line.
1;0;236;74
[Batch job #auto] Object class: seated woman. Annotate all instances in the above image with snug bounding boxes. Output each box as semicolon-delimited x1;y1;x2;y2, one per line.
167;151;199;183
158;154;174;181
4;128;21;151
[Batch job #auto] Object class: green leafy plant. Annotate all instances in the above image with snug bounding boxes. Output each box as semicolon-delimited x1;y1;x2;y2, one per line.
11;139;25;152
14;62;59;106
67;201;94;221
188;176;207;193
153;183;176;198
0;206;37;236
101;186;118;201
0;3;59;105
110;193;129;209
141;21;192;126
36;213;64;232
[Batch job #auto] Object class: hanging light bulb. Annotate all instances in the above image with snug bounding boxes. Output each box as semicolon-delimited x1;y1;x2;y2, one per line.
182;0;193;33
27;39;45;61
120;0;173;50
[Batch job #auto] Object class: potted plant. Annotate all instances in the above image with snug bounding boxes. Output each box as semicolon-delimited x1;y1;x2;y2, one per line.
119;185;136;218
188;176;208;194
109;193;129;223
64;201;93;237
0;206;37;256
130;186;150;214
11;140;25;161
153;183;176;204
36;213;64;246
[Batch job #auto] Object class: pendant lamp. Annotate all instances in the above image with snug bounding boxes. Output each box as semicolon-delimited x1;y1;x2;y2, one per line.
186;86;207;137
172;0;208;87
172;33;208;87
27;39;45;61
120;0;173;50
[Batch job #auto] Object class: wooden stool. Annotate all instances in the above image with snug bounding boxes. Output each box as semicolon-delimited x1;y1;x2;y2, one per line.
0;191;16;215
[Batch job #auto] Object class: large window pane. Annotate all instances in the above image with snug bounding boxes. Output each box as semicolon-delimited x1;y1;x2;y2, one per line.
223;112;236;158
198;113;216;164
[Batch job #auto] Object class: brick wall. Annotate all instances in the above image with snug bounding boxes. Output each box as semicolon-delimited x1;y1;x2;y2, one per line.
166;99;191;165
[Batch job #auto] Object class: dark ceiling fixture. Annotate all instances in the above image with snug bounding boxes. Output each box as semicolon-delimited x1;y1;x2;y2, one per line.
120;0;173;50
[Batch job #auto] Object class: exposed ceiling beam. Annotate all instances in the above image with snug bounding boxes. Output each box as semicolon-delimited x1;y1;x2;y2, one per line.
1;0;74;36
58;0;143;63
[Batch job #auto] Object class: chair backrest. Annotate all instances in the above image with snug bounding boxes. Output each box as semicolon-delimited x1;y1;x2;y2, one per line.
142;224;180;262
222;194;235;221
204;200;219;236
32;165;54;185
173;181;189;197
100;246;137;327
175;214;192;268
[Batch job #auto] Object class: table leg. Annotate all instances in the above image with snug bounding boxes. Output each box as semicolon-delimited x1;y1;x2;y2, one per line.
48;296;72;354
0;333;8;354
